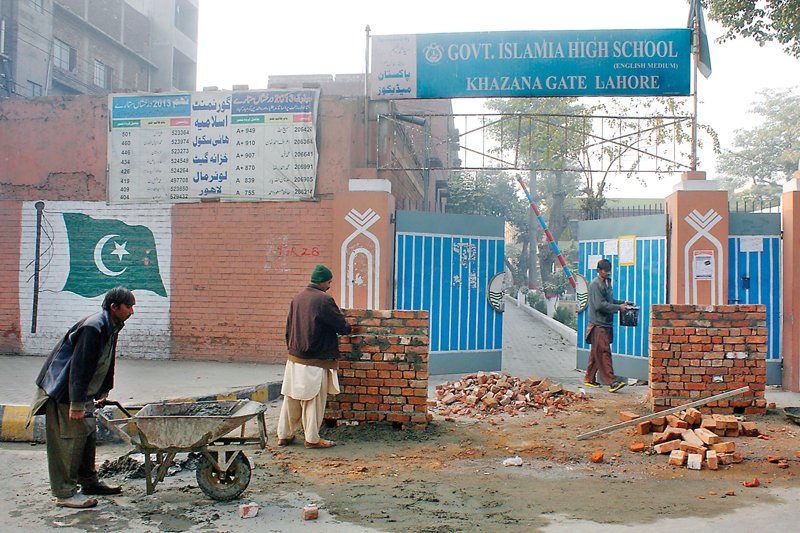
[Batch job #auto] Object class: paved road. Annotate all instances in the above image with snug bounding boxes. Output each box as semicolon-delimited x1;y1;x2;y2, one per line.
500;300;582;386
429;298;588;396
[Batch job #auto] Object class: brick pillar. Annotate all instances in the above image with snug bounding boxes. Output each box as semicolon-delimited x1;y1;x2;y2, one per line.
332;178;395;310
329;309;430;429
665;171;729;305
649;304;766;414
781;172;800;391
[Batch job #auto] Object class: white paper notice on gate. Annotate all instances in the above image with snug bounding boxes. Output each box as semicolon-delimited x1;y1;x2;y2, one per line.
693;250;714;280
739;236;763;253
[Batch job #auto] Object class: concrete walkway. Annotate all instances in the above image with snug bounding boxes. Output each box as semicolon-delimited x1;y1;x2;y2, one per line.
0;355;285;406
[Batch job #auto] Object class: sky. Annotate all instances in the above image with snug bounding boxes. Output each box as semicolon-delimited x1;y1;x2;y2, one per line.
196;0;799;199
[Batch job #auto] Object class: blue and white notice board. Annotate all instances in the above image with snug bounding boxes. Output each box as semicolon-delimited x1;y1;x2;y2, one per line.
371;29;691;99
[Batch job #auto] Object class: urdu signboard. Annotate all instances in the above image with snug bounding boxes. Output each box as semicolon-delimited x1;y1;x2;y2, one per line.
371;29;691;99
107;89;319;204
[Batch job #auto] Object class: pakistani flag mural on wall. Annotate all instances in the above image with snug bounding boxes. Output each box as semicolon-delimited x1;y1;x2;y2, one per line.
62;213;167;297
18;201;172;357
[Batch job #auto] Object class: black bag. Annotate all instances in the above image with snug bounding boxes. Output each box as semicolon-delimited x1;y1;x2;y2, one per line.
620;306;640;327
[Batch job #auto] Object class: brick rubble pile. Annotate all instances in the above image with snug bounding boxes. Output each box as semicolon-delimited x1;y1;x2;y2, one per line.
434;372;586;418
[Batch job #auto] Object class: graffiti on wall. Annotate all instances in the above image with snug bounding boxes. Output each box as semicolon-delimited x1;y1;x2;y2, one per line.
18;201;171;356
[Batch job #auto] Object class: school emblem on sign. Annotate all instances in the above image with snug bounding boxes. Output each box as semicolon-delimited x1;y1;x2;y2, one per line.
423;42;444;64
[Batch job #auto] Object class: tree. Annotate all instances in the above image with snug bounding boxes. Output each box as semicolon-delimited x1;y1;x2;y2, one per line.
485;97;585;290
706;0;800;58
717;87;800;204
484;96;715;289
446;169;530;285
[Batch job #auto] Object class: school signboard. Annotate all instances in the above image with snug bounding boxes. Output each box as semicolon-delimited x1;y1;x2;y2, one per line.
371;29;691;99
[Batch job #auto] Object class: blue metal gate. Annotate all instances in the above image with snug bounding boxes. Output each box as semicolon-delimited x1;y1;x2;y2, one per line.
576;212;782;384
728;212;781;383
576;214;668;381
394;212;505;374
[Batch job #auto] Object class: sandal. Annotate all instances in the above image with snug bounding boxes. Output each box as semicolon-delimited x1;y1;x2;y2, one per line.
304;438;336;449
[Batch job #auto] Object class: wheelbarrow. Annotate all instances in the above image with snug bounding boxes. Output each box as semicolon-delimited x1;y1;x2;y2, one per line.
97;400;268;501
784;407;800;426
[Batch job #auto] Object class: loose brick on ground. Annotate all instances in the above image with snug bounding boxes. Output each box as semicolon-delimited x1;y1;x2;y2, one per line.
668;449;687;466
711;441;736;453
654;439;683;454
694;427;721;445
687;453;703;470
706;450;719;470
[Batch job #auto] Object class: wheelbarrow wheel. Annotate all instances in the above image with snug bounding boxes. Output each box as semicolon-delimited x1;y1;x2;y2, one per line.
196;453;251;501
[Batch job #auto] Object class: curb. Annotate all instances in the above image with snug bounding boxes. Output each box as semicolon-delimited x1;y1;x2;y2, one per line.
0;381;283;443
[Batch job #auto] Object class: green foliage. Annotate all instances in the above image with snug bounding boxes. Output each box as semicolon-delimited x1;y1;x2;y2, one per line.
446;170;530;284
526;289;547;314
717;88;800;204
446;170;526;221
553;306;577;330
542;270;572;296
707;0;800;58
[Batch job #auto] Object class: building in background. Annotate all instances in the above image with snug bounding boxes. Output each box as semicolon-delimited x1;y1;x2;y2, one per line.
267;73;458;213
0;0;197;98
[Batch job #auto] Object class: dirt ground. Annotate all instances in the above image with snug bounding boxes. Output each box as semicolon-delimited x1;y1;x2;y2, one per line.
271;387;800;532
2;385;799;532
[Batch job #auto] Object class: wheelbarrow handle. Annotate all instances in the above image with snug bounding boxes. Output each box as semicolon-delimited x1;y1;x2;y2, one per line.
102;400;133;418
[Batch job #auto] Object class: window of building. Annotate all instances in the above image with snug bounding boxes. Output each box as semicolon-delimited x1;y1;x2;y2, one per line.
174;0;198;41
30;0;44;13
28;80;43;97
53;39;77;72
93;60;112;89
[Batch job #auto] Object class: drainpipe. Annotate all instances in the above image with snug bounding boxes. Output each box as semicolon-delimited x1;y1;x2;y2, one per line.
364;25;370;167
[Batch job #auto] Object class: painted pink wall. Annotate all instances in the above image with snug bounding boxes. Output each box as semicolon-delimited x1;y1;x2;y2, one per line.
0;96;108;201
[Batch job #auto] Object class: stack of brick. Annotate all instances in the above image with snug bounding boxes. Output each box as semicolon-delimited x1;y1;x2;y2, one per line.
626;407;762;470
326;309;429;429
649;304;767;414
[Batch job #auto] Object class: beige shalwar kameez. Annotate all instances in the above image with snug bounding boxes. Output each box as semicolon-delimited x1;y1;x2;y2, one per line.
277;360;340;444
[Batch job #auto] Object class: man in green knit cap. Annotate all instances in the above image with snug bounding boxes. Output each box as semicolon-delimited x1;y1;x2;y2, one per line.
278;264;351;448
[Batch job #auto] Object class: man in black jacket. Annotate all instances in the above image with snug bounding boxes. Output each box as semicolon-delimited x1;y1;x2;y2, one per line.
277;264;351;449
28;287;135;508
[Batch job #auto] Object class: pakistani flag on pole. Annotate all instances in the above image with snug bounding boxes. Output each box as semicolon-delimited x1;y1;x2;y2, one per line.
62;213;167;297
688;0;712;78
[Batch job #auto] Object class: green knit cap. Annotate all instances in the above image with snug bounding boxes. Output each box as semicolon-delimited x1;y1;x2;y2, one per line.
310;264;333;283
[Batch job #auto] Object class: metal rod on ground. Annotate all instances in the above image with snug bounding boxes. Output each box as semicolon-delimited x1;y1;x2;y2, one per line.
576;386;751;441
515;175;576;289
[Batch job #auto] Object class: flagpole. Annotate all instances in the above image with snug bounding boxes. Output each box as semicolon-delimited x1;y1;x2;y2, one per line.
691;8;699;171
